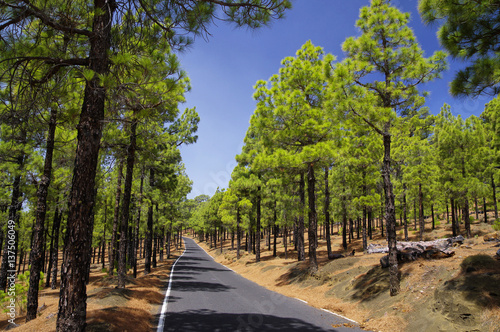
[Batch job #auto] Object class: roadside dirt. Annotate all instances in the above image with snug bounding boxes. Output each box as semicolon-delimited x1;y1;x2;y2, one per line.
195;217;500;332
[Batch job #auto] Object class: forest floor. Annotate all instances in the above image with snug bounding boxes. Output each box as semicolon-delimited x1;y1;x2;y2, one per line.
0;245;185;332
193;215;500;332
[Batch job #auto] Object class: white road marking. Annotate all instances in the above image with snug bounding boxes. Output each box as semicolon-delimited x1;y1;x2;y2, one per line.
294;298;308;304
320;308;359;324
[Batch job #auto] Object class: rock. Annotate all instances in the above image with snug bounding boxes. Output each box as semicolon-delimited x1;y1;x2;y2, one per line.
37;303;47;313
496;249;500;260
483;233;499;242
5;323;20;330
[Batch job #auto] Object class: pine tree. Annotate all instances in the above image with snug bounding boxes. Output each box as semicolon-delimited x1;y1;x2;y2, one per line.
330;0;446;295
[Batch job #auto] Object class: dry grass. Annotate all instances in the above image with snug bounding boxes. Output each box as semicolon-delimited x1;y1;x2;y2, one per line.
0;244;184;332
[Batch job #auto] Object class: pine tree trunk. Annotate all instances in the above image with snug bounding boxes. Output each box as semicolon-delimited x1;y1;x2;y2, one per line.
50;210;62;290
297;173;306;261
153;234;157;268
236;209;241;259
255;188;261;262
492;175;498;220
431;205;435;230
483;197;488;223
451;198;457;236
117;120;137;288
382;132;399;296
463;197;471;238
325;168;332;257
46;209;56;288
362;208;368;251
283;226;288;259
56;0;115;328
307;163;318;271
144;169;154;275
109;160;124;276
474;197;479;220
403;184;408;241
419;183;424;241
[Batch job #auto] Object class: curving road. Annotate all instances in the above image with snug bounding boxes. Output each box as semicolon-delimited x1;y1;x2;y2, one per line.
156;237;365;332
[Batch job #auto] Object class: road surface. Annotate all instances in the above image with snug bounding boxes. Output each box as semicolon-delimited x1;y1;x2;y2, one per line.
156;237;366;332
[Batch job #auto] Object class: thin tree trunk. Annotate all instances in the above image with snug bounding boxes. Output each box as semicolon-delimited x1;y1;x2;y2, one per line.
492;175;498;220
419;183;424;241
297;173;306;261
256;187;261;262
451;198;457;236
474;197;479;220
51;210;62;290
144;169;154;275
483;197;488;223
46;208;57;287
403;184;408;241
236;209;241;259
283;226;288;259
109;160;124;276
431;204;435;230
325;168;332;257
307;163;318;271
382;132;399;296
117;120;137;288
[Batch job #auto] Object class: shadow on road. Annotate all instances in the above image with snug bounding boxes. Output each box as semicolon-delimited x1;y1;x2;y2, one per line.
156;309;341;332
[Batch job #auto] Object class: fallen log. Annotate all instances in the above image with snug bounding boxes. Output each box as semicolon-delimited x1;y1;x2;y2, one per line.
369;236;463;268
367;235;464;254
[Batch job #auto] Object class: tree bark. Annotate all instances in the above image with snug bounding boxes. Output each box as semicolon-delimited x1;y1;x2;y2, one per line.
27;107;58;321
297;173;306;261
109;160;124;276
403;184;408;241
325;168;332;257
451;197;457;236
144;169;154;275
382;132;399;296
483;197;488;223
255;187;261;262
492;175;498;220
307;163;318;271
419;183;424;241
236;208;241;259
50;210;62;290
117;120;137;289
57;0;115;328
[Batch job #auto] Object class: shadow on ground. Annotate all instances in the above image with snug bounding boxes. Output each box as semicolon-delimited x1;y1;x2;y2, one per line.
156;309;346;332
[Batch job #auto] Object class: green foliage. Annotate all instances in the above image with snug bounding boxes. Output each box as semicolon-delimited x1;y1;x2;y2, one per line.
419;0;500;96
0;271;44;315
493;220;500;231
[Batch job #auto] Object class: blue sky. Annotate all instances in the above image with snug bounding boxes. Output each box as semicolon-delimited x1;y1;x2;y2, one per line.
178;0;492;199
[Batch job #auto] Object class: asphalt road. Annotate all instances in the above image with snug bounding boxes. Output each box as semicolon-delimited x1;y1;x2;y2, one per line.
156;237;366;332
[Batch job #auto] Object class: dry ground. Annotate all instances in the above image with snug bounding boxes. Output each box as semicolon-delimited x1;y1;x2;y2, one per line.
194;215;500;332
0;244;184;332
